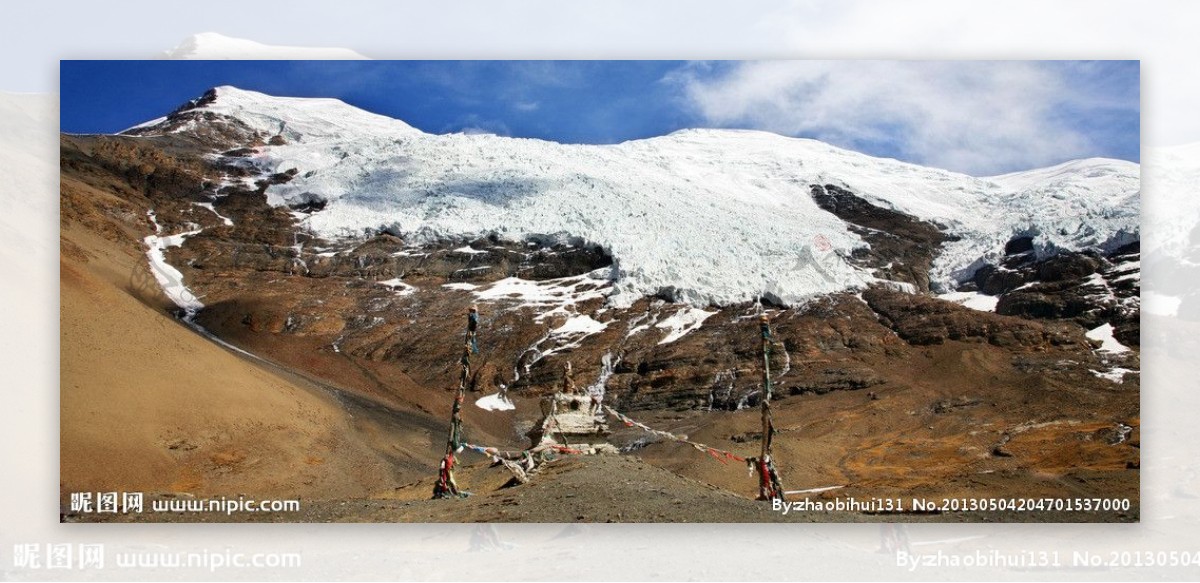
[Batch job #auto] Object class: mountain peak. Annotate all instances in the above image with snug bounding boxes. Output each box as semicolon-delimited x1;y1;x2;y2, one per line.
127;85;420;143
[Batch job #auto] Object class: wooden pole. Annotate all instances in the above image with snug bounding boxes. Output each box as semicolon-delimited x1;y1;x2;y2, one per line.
433;305;478;499
757;313;785;501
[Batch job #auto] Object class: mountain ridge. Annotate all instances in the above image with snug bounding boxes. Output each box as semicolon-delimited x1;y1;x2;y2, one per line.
120;86;1139;308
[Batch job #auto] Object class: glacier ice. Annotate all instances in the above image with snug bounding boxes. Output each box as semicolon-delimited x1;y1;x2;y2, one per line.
131;86;1140;308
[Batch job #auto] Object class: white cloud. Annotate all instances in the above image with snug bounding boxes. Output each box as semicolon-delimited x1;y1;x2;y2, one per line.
445;113;511;137
668;60;1128;175
748;0;1193;148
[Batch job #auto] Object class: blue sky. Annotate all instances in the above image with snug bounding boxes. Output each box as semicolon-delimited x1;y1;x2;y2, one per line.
60;60;1138;175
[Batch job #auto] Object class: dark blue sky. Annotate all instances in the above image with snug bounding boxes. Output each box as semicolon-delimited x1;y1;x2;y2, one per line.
59;60;1139;174
60;61;691;143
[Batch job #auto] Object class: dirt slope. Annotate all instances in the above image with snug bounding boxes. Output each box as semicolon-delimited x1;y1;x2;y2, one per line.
60;176;432;501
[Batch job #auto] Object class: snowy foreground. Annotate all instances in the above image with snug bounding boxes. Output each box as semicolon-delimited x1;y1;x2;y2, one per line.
129;86;1140;308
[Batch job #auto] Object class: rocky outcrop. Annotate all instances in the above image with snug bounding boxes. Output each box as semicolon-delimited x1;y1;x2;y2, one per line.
809;184;949;292
982;240;1141;347
863;286;1087;349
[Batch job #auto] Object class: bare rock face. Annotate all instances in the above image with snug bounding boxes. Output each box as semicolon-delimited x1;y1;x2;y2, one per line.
988;242;1140;347
809;184;949;292
863;286;1086;349
972;264;1028;296
122;89;265;152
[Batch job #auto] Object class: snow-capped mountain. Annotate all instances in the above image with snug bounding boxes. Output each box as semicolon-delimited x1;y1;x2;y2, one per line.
125;86;1139;308
63;83;1145;511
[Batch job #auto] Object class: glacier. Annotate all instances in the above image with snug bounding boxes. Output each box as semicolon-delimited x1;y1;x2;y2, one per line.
128;86;1140;308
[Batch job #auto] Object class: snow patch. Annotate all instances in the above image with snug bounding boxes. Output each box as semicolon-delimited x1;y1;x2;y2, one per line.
392;249;428;257
551;314;608;336
624;311;658;338
655;307;716;345
192;202;234;226
938;291;999;312
1086;323;1131;353
539;314;610;358
143;211;204;314
442;282;480;291
1091;367;1138;382
475;392;515;412
376;278;416;296
471;269;611;321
